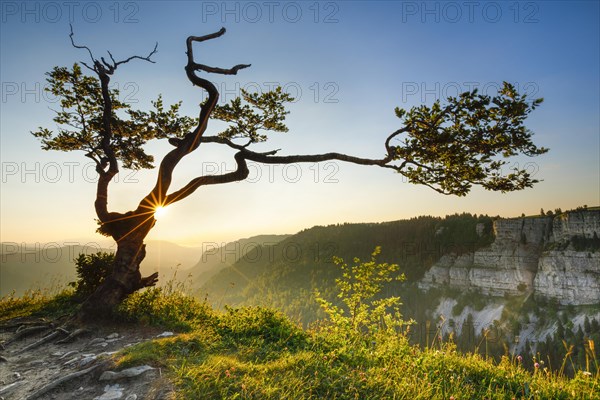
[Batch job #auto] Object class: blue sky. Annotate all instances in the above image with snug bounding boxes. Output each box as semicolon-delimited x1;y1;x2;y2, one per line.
1;1;599;247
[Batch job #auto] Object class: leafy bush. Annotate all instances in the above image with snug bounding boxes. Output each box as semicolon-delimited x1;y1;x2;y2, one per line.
70;251;115;300
315;246;412;354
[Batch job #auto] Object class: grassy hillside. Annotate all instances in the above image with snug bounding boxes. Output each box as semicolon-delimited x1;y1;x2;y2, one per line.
200;213;494;322
2;284;597;399
188;234;290;289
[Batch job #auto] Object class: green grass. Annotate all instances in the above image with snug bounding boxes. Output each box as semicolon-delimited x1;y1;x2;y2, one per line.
114;288;598;399
2;288;598;399
0;288;77;321
115;293;598;399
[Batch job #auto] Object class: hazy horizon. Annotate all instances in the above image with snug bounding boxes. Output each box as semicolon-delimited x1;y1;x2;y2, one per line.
2;206;597;250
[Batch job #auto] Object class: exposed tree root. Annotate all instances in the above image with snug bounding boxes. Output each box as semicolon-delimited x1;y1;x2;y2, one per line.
24;362;106;400
0;318;49;332
16;322;52;333
0;380;27;396
0;313;172;399
58;350;78;360
15;329;67;354
3;324;54;346
56;328;90;344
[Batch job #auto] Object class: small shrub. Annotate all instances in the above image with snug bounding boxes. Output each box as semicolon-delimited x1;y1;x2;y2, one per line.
315;246;412;348
70;252;115;300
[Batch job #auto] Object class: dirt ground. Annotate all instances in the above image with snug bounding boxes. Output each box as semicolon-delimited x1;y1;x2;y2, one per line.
0;317;176;400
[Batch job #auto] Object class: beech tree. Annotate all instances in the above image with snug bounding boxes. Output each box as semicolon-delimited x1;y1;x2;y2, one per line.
32;28;547;319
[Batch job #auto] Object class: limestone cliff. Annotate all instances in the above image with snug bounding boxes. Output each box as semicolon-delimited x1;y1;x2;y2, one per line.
419;209;600;305
534;250;600;304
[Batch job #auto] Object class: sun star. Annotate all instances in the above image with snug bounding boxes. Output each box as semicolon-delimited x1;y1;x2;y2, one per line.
154;205;168;219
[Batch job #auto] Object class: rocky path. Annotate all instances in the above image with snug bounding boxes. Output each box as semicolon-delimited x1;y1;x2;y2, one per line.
0;318;175;400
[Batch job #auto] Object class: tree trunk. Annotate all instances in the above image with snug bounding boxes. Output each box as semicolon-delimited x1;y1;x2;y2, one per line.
75;30;253;321
78;212;158;320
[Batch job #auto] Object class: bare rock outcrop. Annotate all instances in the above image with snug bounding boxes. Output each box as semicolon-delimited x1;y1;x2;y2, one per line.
419;209;600;305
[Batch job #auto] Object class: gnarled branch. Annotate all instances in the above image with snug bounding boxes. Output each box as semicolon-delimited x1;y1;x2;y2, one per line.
158;129;405;207
69;26;158;222
137;28;249;214
164;152;250;206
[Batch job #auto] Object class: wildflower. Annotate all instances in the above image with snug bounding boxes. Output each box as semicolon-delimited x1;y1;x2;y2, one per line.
517;355;523;363
534;362;540;369
582;371;592;377
449;396;455;400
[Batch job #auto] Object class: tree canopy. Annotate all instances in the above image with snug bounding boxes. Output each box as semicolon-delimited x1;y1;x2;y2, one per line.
33;28;548;207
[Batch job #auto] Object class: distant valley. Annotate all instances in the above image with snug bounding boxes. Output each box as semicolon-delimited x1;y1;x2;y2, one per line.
0;235;289;296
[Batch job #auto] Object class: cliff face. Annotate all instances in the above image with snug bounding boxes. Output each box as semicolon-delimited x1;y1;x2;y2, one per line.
534;250;600;304
419;209;600;305
551;210;600;243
